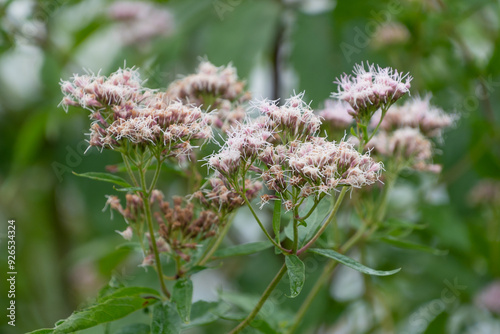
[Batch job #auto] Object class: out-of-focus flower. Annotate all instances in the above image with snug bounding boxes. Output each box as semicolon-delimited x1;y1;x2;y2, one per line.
367;127;441;173
318;99;354;130
332;63;412;120
371;95;457;138
371;22;410;49
167;60;249;108
469;180;500;206
475;281;500;314
193;176;262;214
108;1;174;45
116;226;133;241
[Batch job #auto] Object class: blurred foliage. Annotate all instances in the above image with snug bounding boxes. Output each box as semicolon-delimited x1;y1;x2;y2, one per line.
0;0;500;333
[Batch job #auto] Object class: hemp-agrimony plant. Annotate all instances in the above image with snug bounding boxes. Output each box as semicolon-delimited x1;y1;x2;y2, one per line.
28;59;455;334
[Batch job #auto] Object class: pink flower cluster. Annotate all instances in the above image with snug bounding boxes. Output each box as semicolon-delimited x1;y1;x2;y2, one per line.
61;68;212;157
366;128;441;173
252;92;322;142
317;99;354;130
60;67;147;111
332;62;412;119
208;94;382;205
167;61;250;131
372;95;457;138
108;1;174;45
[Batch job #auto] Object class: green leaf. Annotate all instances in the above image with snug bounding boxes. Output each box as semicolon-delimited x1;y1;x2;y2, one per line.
34;287;160;333
285;255;305;298
182;301;231;329
172;278;193;323
72;172;132;188
273;199;282;245
380;237;448;256
213;241;273;258
115;323;150;334
309;248;401;276
152;302;181;334
26;330;53;334
114;186;142;192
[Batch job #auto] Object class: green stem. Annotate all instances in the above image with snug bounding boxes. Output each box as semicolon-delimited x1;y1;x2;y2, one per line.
121;153;139;188
139;163;170;299
229;263;288;334
241;192;291;253
148;152;163;194
198;214;234;266
297;187;348;255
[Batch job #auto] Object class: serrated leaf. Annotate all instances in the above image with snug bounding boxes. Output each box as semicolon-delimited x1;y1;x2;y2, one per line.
285;255;305;298
273;199;282;245
213;241;272;258
380;237;448;256
72;172;132;188
29;287;160;333
152;302;181;334
309;248;401;276
172;278;193;323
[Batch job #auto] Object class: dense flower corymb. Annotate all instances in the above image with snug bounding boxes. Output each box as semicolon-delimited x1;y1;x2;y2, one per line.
332;62;412;120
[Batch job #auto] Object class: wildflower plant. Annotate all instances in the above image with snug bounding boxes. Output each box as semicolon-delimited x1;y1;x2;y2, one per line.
30;60;455;334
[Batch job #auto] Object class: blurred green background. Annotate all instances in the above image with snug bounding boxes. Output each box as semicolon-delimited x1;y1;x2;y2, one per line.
1;0;500;333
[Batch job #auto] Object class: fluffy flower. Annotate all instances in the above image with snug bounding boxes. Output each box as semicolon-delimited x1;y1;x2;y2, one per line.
253;92;322;142
332;62;412;119
372;95;457;137
166;60;248;108
60;67;147;112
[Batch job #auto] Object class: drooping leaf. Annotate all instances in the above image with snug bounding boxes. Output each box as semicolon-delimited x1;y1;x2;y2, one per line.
172;278;193;323
152;302;181;334
26;287;160;334
72;171;132;188
213;241;272;258
285;255;305;298
309;248;401;276
380;237;448;256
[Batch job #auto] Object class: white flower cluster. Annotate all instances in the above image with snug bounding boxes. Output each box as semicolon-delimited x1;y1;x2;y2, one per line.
332;62;412;119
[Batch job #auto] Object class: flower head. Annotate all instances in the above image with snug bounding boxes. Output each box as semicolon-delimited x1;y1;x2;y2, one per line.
332;62;412;120
372;95;457;138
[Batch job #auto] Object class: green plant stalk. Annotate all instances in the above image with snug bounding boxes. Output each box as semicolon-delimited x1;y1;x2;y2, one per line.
288;175;397;333
229;263;288;334
287;220;370;334
241;191;291;253
297;187;348;255
198;214;234;266
138;161;170;299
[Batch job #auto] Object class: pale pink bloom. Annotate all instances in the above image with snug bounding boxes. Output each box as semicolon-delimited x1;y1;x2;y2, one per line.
317;99;354;130
475;281;500;314
332;62;412;117
372;95;456;137
371;22;410;49
108;1;174;45
116;226;133;241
